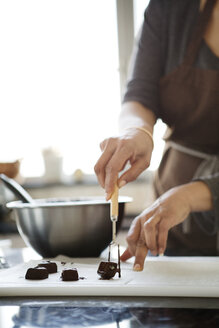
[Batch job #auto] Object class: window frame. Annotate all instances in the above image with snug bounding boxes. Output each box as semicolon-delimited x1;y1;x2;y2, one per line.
116;0;134;98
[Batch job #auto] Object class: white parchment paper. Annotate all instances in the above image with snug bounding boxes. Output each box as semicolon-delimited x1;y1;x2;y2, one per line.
1;256;219;297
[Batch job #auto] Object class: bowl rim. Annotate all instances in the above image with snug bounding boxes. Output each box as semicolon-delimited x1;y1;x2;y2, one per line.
6;196;132;209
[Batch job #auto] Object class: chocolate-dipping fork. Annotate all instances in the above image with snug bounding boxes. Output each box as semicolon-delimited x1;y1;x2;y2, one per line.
108;183;121;277
97;183;121;279
110;183;119;244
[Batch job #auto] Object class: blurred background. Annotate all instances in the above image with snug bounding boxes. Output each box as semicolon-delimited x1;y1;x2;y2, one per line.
0;0;166;234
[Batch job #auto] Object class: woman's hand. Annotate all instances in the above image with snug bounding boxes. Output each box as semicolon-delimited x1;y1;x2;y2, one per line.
94;128;153;200
120;184;193;271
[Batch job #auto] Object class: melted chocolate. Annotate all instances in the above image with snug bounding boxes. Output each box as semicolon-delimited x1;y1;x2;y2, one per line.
98;243;121;279
97;261;118;280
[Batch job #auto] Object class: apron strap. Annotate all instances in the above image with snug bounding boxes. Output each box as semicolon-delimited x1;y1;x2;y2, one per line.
183;0;217;66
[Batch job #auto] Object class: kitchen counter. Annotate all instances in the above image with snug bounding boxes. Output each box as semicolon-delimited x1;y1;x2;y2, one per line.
1;234;219;327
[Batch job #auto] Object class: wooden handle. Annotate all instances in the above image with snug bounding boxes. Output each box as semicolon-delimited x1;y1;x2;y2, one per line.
110;183;119;217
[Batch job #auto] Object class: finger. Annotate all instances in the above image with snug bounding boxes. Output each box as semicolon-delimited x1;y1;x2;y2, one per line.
105;174;118;200
126;217;141;256
157;221;169;255
120;248;132;262
104;151;132;199
133;238;148;271
99;139;108;152
144;214;161;256
118;158;150;187
94;140;116;188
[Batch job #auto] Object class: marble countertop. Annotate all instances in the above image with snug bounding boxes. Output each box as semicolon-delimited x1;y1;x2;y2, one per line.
1;302;219;328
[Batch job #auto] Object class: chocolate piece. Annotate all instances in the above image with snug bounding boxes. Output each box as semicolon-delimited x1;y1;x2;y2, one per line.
61;269;79;281
98;243;121;280
97;261;118;280
37;261;57;273
25;267;49;280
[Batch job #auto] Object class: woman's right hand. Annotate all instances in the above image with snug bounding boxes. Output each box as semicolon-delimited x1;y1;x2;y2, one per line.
94;128;154;200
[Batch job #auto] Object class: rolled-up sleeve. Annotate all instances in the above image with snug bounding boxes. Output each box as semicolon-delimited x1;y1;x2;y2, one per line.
193;173;219;235
123;0;165;117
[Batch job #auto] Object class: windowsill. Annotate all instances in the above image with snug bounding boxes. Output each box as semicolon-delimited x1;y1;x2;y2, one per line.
20;170;155;216
22;170;154;190
22;174;99;190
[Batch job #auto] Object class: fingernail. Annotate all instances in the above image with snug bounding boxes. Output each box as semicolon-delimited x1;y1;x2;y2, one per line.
159;253;164;257
159;248;164;256
118;180;126;188
151;249;157;256
133;264;142;271
105;192;111;201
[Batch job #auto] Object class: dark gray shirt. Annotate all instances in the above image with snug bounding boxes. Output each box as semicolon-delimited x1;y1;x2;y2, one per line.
123;0;219;230
123;0;219;117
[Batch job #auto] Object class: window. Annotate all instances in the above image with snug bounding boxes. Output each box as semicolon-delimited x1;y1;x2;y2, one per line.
0;0;120;177
0;0;165;179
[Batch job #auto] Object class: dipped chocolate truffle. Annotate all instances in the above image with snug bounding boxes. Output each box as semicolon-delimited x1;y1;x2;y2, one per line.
37;261;57;274
61;269;79;281
25;267;49;280
97;261;119;280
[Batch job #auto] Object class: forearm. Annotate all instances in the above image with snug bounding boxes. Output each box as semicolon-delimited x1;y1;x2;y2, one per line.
180;181;213;213
119;101;156;135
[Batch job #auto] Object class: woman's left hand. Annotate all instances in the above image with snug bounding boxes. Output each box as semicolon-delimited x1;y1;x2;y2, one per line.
120;185;192;271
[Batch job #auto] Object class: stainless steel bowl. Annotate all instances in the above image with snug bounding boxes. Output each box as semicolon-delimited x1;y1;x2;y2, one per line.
7;197;131;257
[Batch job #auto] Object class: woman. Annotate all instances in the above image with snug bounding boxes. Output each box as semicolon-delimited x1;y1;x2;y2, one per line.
94;0;219;260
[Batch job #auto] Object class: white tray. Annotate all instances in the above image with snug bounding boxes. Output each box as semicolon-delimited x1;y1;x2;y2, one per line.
1;256;219;297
